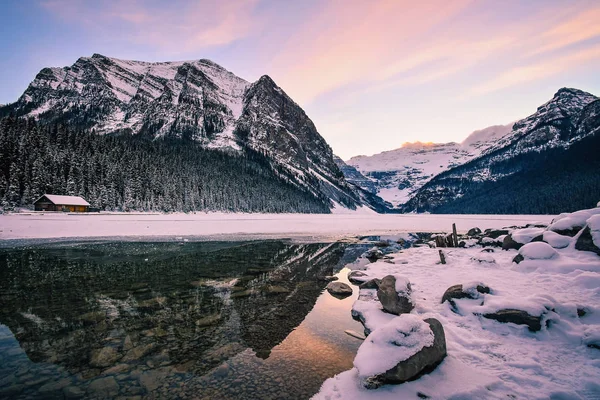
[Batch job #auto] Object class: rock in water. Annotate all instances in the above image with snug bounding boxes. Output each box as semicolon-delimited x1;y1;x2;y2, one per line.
326;282;353;297
482;309;543;332
89;346;121;368
377;275;414;315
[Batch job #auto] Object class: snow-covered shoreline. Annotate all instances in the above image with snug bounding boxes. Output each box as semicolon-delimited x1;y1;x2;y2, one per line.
0;212;555;242
313;207;600;399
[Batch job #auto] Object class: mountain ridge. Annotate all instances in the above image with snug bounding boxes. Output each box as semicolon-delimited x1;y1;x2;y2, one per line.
0;54;389;213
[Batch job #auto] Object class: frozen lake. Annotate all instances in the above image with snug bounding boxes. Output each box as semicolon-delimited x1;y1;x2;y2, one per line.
0;212;555;243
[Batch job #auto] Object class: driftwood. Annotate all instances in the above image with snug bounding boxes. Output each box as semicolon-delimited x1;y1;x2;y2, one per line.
438;250;446;264
452;223;458;248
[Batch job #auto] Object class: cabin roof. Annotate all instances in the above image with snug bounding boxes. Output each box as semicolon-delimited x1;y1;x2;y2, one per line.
34;194;90;206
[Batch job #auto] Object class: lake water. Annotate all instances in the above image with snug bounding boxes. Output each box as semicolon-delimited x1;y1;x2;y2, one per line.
0;240;385;399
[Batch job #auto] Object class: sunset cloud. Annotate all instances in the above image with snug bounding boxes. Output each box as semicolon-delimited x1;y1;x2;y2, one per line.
5;0;599;157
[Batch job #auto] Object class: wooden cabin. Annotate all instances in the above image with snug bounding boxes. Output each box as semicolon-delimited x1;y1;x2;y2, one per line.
34;194;90;212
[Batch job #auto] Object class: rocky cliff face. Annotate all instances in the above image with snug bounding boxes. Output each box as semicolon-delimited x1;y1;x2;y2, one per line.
402;88;600;213
345;124;512;207
2;54;385;212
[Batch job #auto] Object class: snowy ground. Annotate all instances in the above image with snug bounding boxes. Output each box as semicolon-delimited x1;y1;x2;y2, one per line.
0;212;555;242
314;219;600;399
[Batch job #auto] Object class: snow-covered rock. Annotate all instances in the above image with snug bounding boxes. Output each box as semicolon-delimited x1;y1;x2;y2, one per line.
549;208;600;236
518;242;559;261
542;231;572;249
377;275;414;315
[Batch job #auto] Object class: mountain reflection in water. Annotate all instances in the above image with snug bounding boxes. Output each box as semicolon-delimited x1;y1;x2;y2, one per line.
0;240;368;399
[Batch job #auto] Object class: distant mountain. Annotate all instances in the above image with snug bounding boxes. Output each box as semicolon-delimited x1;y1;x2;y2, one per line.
0;54;386;212
402;88;600;214
345;124;512;206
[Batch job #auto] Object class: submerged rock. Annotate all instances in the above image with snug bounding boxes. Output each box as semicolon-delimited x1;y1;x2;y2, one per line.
482;309;542;332
377;275;414;315
89;346;121;368
326;282;353;298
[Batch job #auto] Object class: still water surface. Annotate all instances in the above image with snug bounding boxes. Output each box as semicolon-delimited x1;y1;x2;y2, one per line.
0;240;374;399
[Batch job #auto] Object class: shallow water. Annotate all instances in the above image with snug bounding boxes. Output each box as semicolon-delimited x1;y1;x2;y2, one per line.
0;240;377;399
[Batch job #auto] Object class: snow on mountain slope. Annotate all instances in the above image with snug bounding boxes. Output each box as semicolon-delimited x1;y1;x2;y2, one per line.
2;54;389;213
346;124;512;207
402;88;600;214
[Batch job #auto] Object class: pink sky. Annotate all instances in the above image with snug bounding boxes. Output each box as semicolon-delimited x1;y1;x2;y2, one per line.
3;0;600;158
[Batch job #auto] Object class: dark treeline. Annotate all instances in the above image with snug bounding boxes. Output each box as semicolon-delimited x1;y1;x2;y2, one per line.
0;116;331;213
433;132;600;214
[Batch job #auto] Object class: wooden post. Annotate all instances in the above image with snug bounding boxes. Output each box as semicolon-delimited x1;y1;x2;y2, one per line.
452;223;458;248
438;250;446;264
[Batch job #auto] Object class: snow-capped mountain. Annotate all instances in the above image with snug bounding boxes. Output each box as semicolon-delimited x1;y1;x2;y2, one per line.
403;88;600;214
2;54;387;212
345;124;512;206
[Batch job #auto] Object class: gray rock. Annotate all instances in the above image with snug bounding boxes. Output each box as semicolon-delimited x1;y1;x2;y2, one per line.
467;227;482;236
485;229;509;239
512;254;525;264
90;346;121;368
317;275;338;282
366;318;447;388
359;278;382;290
441;284;490;305
326;282;353;297
348;270;369;284
377;275;414;315
502;234;523;251
575;227;600;255
365;248;384;261
482;309;543;332
88;376;119;398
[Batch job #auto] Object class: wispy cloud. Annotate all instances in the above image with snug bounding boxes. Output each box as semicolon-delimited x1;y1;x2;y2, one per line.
40;0;263;53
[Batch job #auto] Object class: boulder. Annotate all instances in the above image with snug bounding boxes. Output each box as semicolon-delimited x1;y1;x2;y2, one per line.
441;284;490;305
377;275;414;315
518;242;559;261
512;254;525;264
348;270;370;284
543;231;571;249
467;227;482;236
359;278;382;290
575;227;600;255
361;317;447;388
485;229;509;239
482;309;542;332
365;248;384;261
326;281;353;297
502;234;523;251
